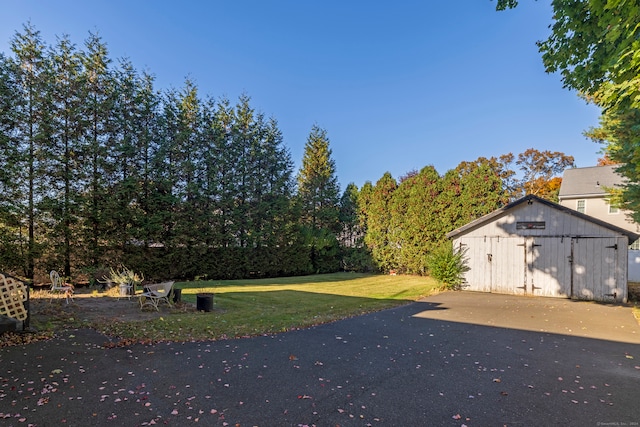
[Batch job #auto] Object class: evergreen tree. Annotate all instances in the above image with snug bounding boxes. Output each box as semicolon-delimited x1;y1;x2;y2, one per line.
363;172;397;273
44;35;85;277
445;161;507;229
391;166;443;275
218;96;299;277
297;125;341;272
10;23;50;279
127;69;160;250
455;154;517;201
338;183;361;248
209;97;237;251
361;162;507;276
106;60;139;258
339;183;374;272
356;181;374;239
79;32;114;268
196;96;218;251
170;79;204;276
151;87;182;275
230;94;258;253
297;125;340;233
0;53;25;272
0;22;337;281
130;71;162;274
249;116;297;275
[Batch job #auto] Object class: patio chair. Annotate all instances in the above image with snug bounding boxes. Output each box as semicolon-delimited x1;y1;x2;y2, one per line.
138;281;175;311
49;270;74;304
96;276;113;291
116;280;135;300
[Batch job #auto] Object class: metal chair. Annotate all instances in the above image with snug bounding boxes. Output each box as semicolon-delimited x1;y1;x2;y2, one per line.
138;281;175;311
49;270;74;304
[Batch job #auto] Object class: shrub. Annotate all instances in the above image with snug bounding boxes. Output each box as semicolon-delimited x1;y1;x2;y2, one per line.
104;265;144;287
426;244;469;290
340;246;377;273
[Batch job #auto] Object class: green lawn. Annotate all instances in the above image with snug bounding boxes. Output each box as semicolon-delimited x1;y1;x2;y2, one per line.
99;273;442;343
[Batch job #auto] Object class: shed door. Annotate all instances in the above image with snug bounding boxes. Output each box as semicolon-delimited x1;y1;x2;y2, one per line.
571;237;623;301
492;237;571;297
491;237;527;294
529;237;572;298
457;237;492;292
457;236;527;294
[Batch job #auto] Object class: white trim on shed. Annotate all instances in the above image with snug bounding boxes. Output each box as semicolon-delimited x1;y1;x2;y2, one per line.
447;195;639;302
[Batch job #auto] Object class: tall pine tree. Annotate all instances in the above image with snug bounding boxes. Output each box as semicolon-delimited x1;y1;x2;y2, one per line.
0;53;25;272
44;35;86;277
391;166;443;275
362;172;397;273
10;23;50;279
79;32;113;268
297;125;341;273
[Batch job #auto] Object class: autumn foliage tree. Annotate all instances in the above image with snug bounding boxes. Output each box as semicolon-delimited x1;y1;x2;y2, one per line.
516;148;574;201
596;153;617;167
452;149;574;202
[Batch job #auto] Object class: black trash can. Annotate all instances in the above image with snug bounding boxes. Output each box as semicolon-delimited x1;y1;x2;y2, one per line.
172;288;182;303
196;293;213;312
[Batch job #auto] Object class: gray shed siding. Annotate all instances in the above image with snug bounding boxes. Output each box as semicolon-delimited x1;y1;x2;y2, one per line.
449;196;633;302
455;201;612;238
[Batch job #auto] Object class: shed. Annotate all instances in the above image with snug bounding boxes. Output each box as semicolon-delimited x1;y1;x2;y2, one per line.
446;195;640;302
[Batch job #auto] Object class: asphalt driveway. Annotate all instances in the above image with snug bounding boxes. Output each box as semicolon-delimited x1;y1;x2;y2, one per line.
1;291;639;426
414;291;640;344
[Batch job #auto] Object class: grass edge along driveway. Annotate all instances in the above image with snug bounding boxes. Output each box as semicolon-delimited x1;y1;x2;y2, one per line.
100;273;442;343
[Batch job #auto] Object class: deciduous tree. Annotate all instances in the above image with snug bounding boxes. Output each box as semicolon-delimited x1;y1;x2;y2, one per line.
516;148;574;201
497;0;640;110
586;108;640;217
497;0;640;215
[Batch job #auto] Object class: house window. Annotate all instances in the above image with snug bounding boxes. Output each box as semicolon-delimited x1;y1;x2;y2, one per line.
630;240;640;250
577;199;586;213
608;204;619;214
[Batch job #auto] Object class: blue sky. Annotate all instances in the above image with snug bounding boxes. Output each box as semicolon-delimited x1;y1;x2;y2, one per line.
0;1;602;190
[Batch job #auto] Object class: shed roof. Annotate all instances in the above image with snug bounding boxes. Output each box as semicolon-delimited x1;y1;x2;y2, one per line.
558;165;625;198
446;194;640;242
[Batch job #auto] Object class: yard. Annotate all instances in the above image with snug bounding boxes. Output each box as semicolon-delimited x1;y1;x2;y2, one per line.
5;273;441;346
3;276;639;426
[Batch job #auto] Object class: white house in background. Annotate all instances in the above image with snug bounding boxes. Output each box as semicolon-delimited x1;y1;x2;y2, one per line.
558;165;640;281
